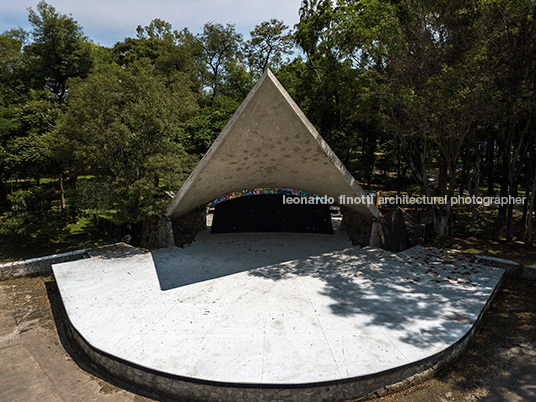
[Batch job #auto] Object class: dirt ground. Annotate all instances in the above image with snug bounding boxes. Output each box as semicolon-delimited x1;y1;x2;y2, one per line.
1;274;535;401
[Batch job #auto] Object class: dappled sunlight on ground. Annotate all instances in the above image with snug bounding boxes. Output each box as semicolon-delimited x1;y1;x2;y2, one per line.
52;231;503;384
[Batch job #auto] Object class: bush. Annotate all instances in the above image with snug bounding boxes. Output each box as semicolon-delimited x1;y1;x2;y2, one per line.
0;186;77;242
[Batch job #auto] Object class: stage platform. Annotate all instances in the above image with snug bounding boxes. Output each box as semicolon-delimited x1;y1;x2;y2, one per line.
52;230;504;399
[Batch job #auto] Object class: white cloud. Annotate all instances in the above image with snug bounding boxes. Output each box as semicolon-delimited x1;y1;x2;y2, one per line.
0;0;302;46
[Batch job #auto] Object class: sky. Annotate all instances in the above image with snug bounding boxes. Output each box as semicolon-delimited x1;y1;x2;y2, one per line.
0;0;303;47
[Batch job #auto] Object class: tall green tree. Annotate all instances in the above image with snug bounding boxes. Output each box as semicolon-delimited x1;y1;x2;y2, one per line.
246;19;294;74
3;97;59;181
477;0;536;242
198;23;242;104
113;20;204;91
59;61;198;223
0;28;28;106
322;0;489;237
295;0;332;58
0;29;29;206
0;186;77;244
24;1;93;103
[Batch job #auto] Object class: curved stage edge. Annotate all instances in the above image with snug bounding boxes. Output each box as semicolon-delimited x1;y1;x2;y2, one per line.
51;234;505;401
58;276;502;401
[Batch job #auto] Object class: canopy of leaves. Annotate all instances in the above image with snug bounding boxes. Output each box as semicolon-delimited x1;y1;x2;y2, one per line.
24;1;93;103
59;61;198;223
0;187;76;239
246;19;294;74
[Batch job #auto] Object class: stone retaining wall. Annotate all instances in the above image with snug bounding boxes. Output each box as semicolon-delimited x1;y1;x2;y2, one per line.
0;243;141;281
472;255;536;280
0;249;90;281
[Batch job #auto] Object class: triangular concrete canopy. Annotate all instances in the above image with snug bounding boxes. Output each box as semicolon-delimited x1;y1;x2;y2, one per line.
167;70;379;220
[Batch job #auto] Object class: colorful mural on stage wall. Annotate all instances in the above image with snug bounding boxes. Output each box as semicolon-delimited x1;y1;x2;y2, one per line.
207;188;329;207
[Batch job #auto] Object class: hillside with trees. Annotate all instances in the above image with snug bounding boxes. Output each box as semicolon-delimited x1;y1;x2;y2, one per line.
0;1;534;259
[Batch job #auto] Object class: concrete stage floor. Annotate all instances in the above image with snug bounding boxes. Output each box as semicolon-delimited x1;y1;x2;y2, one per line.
53;230;504;385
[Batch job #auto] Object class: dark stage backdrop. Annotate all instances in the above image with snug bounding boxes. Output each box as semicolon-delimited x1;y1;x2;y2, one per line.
211;195;333;234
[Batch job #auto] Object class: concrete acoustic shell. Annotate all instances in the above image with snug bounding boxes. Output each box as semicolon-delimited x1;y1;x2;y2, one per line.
166;69;379;220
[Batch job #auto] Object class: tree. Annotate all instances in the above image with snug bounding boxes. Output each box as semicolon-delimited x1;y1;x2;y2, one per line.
246;19;294;74
477;0;536;242
288;1;386;185
24;1;93;103
198;23;242;104
0;28;29;106
0;28;31;206
299;0;321;19
0;2;96;215
113;19;204;90
136;18;174;41
295;0;332;58
59;61;198;223
320;0;489;237
3;99;58;180
183;95;242;156
0;186;76;244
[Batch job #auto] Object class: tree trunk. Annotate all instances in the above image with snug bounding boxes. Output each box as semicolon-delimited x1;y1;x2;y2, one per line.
506;183;516;242
59;173;66;212
396;137;402;196
494;140;509;240
438;158;447;197
486;138;495;196
527;211;534;245
522;145;536;244
469;149;480;228
0;174;7;207
434;162;456;238
519;153;532;240
523;173;536;245
519;181;529;241
459;150;466;196
434;204;451;238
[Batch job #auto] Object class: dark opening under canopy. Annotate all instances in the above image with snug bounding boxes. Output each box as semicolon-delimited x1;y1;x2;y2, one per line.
210;194;333;234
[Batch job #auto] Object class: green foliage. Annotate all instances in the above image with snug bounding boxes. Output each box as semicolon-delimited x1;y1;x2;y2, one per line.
25;1;93;103
246;19;294;74
74;177;115;212
184;96;241;156
221;59;254;99
10;97;59;134
428;234;458;249
0;187;76;239
198;22;243;102
136;18;174;41
295;0;333;57
2;96;60;179
113;21;204;89
0;28;28;105
1;0;535;247
277;51;381;182
302;0;526;236
0;106;16;139
4;132;53;179
59;60;198;223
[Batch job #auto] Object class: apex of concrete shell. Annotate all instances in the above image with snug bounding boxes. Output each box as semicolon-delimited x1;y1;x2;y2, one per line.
166;69;379;220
